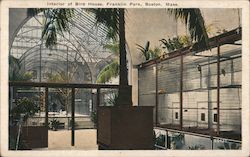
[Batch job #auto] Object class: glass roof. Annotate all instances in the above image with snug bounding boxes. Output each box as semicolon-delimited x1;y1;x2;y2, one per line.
10;9;116;84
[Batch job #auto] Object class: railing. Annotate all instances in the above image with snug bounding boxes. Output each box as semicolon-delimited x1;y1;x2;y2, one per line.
154;127;241;150
24;116;95;130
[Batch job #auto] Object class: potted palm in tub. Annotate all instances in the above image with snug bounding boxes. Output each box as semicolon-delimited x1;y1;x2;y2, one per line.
9;97;48;149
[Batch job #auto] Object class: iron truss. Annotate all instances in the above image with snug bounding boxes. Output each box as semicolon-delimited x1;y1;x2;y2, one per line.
10;9;116;83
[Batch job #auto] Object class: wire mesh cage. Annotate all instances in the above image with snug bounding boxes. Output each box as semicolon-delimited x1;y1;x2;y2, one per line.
138;30;242;140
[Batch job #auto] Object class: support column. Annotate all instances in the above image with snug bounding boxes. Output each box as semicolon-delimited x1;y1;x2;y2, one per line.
66;46;69;83
39;43;42;83
117;8;132;106
166;130;170;149
217;43;221;135
180;54;183;130
96;88;100;132
208;57;212;130
10;87;14;112
96;88;102;149
45;87;48;128
71;88;75;146
211;137;214;149
155;62;159;126
96;88;100;107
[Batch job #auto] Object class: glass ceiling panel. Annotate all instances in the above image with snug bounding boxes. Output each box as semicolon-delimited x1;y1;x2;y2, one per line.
10;9;116;83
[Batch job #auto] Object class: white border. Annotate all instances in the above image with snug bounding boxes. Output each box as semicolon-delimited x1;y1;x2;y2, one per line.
1;0;249;157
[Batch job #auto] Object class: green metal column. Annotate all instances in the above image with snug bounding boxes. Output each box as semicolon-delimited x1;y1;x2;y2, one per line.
45;87;48;128
180;54;183;129
217;42;221;135
71;88;75;146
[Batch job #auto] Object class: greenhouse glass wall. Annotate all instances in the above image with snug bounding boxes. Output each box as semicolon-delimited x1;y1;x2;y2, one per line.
9;9;120;150
9;9;119;118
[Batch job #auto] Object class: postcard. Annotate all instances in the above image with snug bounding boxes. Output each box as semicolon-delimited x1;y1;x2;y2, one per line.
0;0;249;156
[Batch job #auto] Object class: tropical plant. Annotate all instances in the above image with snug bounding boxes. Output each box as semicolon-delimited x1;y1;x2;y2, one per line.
159;23;220;53
50;119;60;131
9;55;33;81
96;43;119;83
105;92;118;106
167;9;209;50
155;134;166;148
188;144;205;150
87;9;120;41
28;9;74;49
217;141;240;150
136;41;162;61
9;55;20;80
96;61;119;83
10;97;39;125
170;133;185;149
9;97;38;150
90;111;97;127
149;47;162;59
136;41;150;60
9;135;28;150
160;35;192;52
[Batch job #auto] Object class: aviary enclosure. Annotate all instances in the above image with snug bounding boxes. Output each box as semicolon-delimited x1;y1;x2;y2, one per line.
138;28;242;149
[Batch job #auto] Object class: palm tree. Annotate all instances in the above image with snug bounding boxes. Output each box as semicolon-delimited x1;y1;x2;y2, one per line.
88;9;131;105
96;43;119;83
27;8;209;106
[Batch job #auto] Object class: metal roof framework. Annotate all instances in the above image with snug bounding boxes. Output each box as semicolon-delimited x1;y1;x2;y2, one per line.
10;9;116;83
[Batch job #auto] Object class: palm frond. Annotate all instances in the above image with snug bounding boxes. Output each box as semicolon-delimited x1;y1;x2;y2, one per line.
9;71;33;82
160;35;193;52
96;61;119;83
9;55;20;69
40;9;74;48
87;9;119;40
167;9;209;50
106;27;118;41
27;8;46;17
136;41;162;61
144;41;150;52
103;43;119;56
9;55;31;81
136;41;151;60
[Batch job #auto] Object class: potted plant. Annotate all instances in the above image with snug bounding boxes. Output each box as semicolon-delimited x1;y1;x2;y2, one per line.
90;111;97;128
50;119;60;131
9;97;39;150
10;97;39;125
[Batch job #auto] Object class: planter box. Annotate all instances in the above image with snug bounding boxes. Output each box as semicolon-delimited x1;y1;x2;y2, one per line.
97;106;154;150
9;126;48;149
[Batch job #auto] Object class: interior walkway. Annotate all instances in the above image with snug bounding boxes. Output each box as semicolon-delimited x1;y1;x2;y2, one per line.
48;129;98;150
